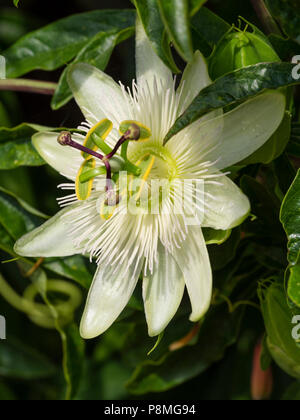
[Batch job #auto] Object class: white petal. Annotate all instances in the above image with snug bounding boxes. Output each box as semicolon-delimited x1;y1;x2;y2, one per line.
32;132;81;180
202;175;250;230
198;91;286;171
169;91;285;173
80;260;143;339
177;50;211;114
67;63;129;125
14;206;82;258
143;245;185;337
166;110;224;172
135;17;173;95
172;227;212;322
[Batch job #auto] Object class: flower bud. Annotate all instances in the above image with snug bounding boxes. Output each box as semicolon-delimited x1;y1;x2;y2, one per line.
251;340;273;401
209;23;280;80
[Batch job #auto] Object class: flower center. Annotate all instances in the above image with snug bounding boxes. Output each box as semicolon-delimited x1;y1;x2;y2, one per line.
128;143;178;181
57;119;180;220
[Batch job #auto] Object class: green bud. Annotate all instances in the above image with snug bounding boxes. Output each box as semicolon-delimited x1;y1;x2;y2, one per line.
209;22;280;80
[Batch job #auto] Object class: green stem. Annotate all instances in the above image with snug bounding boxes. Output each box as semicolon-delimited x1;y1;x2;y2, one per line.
0;79;57;95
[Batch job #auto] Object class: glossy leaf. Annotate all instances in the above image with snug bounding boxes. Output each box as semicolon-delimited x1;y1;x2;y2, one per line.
133;0;179;73
0;124;45;170
191;7;230;48
288;264;300;307
0;224;16;255
157;0;193;62
44;256;93;290
0;124;83;170
189;0;207;17
0;187;43;240
280;170;300;265
2;10;136;78
165;62;298;142
259;282;300;379
269;34;300;61
51;28;134;110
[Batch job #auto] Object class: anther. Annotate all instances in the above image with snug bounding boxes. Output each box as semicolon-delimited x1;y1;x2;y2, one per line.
57;131;72;146
57;132;104;161
124;123;141;141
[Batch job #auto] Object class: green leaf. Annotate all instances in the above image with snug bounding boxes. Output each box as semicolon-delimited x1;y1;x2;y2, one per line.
288;263;300;307
126;306;243;394
265;0;300;44
133;0;179;73
0;223;16;255
51;27;135;110
189;0;207;17
280;170;300;265
157;0;193;62
164;62;298;143
259;282;300;379
0;186;48;219
0;124;82;170
2;10;136;78
0;187;43;240
269;34;300;61
13;0;19;7
240;111;292;165
0;337;56;380
0;124;45;170
191;7;231;48
44;255;93;290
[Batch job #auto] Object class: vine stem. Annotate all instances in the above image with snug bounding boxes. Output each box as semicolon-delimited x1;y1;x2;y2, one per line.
250;0;281;35
0;79;57;95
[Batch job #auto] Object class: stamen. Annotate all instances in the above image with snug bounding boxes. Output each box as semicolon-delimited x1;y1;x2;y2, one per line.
57;132;104;161
105;123;141;160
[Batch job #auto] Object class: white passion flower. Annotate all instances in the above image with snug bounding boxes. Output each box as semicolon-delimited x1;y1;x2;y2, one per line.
14;19;286;339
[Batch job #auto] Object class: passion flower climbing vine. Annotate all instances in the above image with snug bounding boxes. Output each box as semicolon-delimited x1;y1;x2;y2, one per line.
0;0;300;401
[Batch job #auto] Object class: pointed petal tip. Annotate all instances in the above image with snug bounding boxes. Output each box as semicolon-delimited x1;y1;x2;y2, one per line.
79;316;106;340
189;296;212;323
147;321;167;338
14;238;29;257
79;301;114;340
